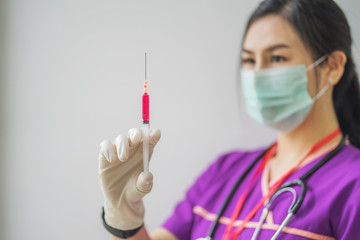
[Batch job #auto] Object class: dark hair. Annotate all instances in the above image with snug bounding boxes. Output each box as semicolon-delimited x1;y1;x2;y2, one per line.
243;0;360;148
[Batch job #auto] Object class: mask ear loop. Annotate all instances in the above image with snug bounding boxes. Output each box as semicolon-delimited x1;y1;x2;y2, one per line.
313;77;333;101
306;54;329;71
307;54;331;101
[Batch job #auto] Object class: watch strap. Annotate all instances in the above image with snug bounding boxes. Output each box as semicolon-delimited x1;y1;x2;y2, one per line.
101;207;142;239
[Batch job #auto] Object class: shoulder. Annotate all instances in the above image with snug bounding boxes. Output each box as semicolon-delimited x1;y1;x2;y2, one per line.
200;148;266;184
330;143;360;180
327;144;360;238
214;148;265;167
315;143;360;213
340;143;360;162
181;147;267;207
315;143;360;192
336;144;360;192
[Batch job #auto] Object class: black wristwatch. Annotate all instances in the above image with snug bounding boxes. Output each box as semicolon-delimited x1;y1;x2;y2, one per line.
101;207;143;239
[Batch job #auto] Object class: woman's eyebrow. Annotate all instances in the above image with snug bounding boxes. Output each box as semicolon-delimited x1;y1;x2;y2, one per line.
242;48;254;54
266;44;290;52
242;44;290;54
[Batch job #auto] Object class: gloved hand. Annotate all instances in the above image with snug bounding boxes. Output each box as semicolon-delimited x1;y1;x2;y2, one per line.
99;128;161;230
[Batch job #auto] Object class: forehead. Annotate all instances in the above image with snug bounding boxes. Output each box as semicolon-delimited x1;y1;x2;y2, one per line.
243;14;307;53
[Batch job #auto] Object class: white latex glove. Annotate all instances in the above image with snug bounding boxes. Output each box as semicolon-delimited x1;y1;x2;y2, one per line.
99;128;161;230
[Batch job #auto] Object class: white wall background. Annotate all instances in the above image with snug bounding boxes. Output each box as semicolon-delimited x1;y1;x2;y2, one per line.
1;0;359;239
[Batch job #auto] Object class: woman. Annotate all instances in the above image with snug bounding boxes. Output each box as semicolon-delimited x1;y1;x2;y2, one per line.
99;0;360;239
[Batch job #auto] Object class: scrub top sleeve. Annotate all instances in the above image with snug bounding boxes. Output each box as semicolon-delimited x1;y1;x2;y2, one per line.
162;152;241;240
332;180;360;239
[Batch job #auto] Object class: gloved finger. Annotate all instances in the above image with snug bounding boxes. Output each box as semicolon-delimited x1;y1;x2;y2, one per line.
128;128;142;147
99;139;117;163
149;128;161;148
136;172;154;195
114;134;129;162
98;152;110;174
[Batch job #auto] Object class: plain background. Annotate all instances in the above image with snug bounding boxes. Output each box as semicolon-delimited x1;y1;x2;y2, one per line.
1;0;359;239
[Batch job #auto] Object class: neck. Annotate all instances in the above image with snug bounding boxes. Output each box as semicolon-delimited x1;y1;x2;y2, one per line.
275;102;342;163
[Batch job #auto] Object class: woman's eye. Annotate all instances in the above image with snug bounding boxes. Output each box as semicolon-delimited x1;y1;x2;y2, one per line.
242;58;255;65
271;55;286;63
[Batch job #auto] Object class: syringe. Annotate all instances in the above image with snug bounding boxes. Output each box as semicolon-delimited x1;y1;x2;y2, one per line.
142;52;150;173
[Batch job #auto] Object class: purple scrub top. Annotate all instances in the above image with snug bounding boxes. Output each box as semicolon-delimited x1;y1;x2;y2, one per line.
162;143;360;240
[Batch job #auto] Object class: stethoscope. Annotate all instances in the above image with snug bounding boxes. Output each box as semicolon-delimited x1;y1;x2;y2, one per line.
196;136;347;240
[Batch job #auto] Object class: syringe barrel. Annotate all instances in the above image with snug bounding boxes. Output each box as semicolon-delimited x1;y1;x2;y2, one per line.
142;93;149;122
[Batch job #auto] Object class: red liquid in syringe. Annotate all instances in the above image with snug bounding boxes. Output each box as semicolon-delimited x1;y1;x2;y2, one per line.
142;79;149;123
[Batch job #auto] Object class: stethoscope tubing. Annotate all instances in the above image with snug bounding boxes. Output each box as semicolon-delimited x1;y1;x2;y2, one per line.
205;136;347;239
205;149;270;238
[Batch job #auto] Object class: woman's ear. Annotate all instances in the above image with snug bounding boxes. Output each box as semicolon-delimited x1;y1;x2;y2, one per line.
327;51;347;86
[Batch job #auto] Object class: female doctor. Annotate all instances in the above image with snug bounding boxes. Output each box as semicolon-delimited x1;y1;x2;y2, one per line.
98;0;360;239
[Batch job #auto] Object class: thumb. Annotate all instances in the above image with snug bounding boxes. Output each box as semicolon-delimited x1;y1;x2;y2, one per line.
136;172;153;194
125;172;153;202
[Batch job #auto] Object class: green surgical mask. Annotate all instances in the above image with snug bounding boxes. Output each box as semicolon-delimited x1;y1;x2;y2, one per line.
240;55;330;132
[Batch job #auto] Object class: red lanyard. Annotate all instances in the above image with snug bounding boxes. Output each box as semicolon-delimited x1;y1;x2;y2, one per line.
222;127;341;240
